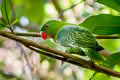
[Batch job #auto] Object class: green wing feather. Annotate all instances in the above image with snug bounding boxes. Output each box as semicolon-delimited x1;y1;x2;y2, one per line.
56;25;97;48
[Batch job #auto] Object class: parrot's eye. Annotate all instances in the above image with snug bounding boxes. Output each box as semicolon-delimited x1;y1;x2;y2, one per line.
45;24;49;28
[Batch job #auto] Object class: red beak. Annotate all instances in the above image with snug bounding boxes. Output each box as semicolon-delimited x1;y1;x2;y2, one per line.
40;31;47;40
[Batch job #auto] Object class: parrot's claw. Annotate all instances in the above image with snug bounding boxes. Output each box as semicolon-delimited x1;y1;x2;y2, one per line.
89;60;95;68
61;57;67;66
61;58;71;66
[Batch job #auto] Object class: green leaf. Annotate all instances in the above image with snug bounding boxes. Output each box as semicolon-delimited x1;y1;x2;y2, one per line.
80;14;120;35
105;52;120;69
93;73;110;80
1;0;11;25
96;0;120;12
11;19;19;25
0;20;6;30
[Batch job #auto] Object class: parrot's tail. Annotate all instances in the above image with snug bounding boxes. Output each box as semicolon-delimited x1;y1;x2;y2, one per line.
95;42;104;51
91;42;110;57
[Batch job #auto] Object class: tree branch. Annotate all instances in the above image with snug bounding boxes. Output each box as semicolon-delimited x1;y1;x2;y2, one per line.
6;31;120;39
0;31;120;78
96;35;120;39
8;32;41;37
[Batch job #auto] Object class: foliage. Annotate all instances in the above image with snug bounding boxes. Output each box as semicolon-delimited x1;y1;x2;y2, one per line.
1;0;11;25
0;0;120;80
105;52;120;69
80;14;120;35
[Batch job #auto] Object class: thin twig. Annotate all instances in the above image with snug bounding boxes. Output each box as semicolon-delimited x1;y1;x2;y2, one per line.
59;0;84;18
0;31;120;78
51;0;65;20
8;32;41;37
96;35;120;39
9;27;15;33
6;31;120;39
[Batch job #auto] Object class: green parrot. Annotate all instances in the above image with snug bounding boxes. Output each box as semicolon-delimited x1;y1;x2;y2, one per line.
40;20;105;63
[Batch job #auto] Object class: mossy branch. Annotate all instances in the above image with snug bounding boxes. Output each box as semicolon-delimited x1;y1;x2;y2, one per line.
0;31;120;78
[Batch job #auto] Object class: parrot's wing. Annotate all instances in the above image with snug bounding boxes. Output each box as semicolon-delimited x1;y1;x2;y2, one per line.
57;26;97;48
74;30;96;46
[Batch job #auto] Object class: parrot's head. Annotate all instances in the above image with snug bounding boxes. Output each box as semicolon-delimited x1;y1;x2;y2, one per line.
40;20;65;40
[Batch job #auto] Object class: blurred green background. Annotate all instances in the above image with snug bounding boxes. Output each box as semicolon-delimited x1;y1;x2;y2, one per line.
0;0;120;80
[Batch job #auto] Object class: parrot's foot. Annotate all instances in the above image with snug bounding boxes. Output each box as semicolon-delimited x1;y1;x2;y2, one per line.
61;57;71;65
88;60;95;68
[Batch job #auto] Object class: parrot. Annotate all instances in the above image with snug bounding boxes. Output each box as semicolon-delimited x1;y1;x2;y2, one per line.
40;20;106;63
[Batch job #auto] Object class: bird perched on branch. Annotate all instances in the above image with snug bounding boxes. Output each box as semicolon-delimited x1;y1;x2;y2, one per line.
40;20;106;63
